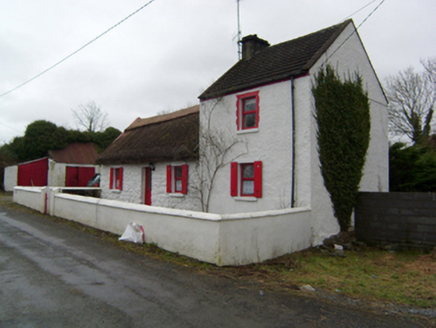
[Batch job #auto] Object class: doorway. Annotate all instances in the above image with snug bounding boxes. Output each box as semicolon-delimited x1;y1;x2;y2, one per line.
144;167;152;205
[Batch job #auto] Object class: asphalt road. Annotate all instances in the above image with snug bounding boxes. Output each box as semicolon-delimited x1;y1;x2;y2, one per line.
0;198;430;327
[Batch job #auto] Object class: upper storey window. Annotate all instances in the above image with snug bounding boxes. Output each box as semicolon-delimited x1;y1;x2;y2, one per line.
236;91;259;130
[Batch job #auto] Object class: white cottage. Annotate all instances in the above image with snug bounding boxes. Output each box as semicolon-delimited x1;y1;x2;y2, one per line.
98;19;388;244
97;105;202;211
199;19;388;243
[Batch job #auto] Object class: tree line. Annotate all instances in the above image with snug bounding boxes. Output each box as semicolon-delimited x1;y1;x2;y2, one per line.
0;120;121;165
0;101;121;166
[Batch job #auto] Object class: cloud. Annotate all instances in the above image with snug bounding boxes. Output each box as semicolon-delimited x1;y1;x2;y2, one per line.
1;0;435;144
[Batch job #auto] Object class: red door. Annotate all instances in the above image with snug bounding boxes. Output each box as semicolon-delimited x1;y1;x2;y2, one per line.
144;167;152;205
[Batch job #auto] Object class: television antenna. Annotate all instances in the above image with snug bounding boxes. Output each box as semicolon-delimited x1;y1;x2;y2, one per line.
237;0;242;60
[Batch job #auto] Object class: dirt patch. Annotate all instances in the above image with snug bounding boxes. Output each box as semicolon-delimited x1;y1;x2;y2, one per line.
405;250;436;275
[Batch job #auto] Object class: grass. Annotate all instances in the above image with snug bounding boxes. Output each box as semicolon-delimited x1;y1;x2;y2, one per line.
1;194;435;310
252;248;436;309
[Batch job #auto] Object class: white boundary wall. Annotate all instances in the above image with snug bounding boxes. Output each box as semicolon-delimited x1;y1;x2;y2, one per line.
13;187;312;266
4;165;18;191
14;187;48;213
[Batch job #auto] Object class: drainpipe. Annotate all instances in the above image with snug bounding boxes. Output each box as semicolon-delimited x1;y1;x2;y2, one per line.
291;77;296;208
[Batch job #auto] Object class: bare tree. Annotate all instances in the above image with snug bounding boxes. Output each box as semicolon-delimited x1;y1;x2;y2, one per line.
386;60;436;144
71;101;108;132
192;98;247;212
423;58;436;80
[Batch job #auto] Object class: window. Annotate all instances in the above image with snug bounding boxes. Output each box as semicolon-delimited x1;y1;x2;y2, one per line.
241;164;255;196
236;91;260;130
109;167;123;190
230;161;262;198
167;164;188;194
174;166;183;192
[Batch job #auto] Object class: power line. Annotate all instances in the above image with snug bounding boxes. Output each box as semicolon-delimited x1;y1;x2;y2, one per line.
319;0;387;108
0;0;157;98
344;0;378;20
0;120;22;133
322;0;386;65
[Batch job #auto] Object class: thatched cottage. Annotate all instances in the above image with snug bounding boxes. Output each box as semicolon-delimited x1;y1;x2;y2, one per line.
97;105;201;210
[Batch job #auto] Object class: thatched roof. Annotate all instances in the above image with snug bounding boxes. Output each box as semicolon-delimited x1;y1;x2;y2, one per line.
49;143;99;165
199;20;352;100
97;105;199;165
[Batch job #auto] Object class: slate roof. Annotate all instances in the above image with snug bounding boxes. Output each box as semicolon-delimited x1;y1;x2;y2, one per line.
199;20;353;100
48;143;99;165
96;105;199;165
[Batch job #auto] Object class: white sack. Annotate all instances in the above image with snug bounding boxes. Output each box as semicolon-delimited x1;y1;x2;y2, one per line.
119;221;145;243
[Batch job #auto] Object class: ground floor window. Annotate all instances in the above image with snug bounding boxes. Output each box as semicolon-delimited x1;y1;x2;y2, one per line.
109;167;123;190
167;164;188;194
230;161;262;197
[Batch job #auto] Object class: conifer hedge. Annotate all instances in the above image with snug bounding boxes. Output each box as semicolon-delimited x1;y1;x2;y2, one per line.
312;65;370;232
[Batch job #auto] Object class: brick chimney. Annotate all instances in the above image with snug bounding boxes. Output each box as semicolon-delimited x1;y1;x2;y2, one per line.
240;34;270;60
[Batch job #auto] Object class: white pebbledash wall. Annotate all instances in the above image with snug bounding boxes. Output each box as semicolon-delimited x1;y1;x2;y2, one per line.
100;161;202;211
13;186;312;266
200;22;388;245
201;81;295;214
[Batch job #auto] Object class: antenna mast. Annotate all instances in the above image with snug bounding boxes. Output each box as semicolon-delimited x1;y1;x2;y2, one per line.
237;0;242;60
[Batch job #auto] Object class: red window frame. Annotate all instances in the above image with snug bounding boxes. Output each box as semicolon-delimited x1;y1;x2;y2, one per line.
240;164;255;196
230;161;262;198
166;164;188;194
236;91;260;130
109;167;123;190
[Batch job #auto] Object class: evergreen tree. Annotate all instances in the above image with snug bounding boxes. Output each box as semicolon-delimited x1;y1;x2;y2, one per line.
312;66;371;232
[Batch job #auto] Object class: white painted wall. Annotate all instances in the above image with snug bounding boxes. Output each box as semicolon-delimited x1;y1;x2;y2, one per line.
100;162;202;211
200;22;388;245
201;81;295;214
14;187;312;266
48;160;66;187
13;187;47;213
4;165;18;191
219;208;312;266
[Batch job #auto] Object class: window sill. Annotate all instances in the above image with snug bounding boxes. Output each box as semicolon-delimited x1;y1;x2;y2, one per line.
169;193;184;198
237;128;259;135
110;189;121;193
234;196;258;202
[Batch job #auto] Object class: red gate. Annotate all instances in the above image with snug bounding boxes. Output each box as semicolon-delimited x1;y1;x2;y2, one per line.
17;158;48;186
65;166;95;187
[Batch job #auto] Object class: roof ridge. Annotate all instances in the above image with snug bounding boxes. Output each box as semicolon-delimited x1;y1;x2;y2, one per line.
302;19;353;70
272;19;352;50
198;19;354;100
126;105;199;131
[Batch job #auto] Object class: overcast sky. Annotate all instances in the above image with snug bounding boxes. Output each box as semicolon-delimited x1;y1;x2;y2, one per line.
1;0;435;144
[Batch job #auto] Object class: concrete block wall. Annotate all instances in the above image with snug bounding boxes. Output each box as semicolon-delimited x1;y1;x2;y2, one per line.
355;192;436;249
